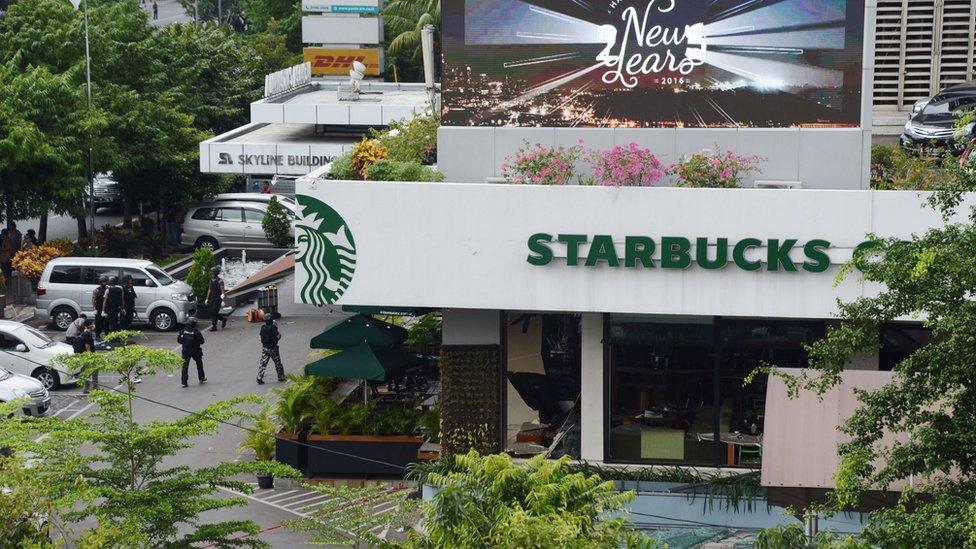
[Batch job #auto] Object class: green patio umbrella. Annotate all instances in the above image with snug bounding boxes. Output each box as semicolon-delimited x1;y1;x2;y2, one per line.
304;343;421;382
341;305;436;317
310;313;408;350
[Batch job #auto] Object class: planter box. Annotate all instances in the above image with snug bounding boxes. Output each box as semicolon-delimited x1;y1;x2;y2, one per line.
276;432;423;477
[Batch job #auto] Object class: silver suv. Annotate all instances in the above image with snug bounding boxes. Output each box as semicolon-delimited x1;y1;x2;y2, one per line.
180;195;295;250
35;257;196;331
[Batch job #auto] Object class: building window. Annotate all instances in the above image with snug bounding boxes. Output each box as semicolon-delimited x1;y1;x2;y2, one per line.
606;316;824;467
879;323;932;371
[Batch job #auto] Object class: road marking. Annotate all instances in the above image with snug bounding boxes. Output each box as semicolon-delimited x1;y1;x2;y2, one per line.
261;489;300;503
271;492;325;505
219;487;311;518
295;494;336;510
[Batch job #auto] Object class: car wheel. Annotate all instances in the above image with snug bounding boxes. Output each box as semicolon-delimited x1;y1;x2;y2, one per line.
150;308;176;332
32;368;60;390
195;236;219;251
51;306;77;331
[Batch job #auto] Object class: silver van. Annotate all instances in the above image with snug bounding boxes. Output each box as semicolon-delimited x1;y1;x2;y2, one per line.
35;258;196;331
180;195;295;250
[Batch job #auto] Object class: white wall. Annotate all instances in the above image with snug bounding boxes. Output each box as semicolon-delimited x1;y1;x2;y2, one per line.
295;180;966;319
580;313;604;461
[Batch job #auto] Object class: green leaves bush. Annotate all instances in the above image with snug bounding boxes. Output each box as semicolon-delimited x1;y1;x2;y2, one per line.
185;247;215;300
371;112;439;164
261;195;292;247
364;159;444;182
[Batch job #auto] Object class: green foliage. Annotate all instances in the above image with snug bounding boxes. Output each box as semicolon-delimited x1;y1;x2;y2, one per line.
364;159;445;182
309;398;425;436
262;195;292;247
3;333;300;547
384;0;439;63
186;247;215;299
273;373;340;433
755;522;868;549
760;141;976;543
371;112;440;164
869;144;942;190
240;0;303;53
409;452;661;548
329;153;358;180
418;406;441;442
405;312;442;346
238;404;278;461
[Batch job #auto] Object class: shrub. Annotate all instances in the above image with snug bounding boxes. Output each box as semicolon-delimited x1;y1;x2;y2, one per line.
45;237;74;256
364;159;444;182
870;144;941;190
329;153;358;180
585;142;665;187
262;196;292;248
372;112;439;164
668;150;763;188
11;245;67;280
185;247;215;300
350;138;388;178
502;141;583;185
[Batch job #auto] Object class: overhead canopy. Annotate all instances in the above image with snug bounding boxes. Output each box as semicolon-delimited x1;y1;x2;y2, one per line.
304;343;420;382
341;305;437;317
310;314;408;350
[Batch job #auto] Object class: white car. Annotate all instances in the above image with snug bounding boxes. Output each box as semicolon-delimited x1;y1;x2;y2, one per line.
0;321;79;390
0;367;50;416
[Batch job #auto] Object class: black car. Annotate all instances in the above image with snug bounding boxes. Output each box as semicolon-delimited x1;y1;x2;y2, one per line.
901;81;976;156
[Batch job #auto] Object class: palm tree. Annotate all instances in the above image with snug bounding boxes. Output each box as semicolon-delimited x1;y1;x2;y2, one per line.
384;0;440;63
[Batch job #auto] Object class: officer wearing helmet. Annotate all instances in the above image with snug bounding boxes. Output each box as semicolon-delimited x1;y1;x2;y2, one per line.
92;275;109;339
177;317;207;387
205;266;227;332
102;275;124;334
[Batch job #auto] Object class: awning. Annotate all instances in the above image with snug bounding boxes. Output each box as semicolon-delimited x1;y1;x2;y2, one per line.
304;343;421;382
341;305;437;317
310;314;408;350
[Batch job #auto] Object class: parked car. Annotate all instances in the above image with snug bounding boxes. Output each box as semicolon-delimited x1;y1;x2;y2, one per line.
35;257;196;332
0;367;50;416
901;81;976;156
83;172;123;210
180;197;295;251
0;321;79;390
209;192;298;213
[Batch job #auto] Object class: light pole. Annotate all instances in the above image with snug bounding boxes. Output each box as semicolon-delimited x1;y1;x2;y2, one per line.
82;0;95;246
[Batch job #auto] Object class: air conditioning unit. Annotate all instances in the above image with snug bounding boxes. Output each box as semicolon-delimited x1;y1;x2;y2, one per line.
754;180;802;189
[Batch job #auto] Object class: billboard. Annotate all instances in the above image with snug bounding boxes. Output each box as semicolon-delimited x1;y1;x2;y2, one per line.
441;0;865;128
304;48;383;76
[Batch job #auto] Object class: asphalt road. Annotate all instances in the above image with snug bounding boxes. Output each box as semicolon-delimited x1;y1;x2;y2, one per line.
31;274;372;547
146;0;193;26
16;208;124;243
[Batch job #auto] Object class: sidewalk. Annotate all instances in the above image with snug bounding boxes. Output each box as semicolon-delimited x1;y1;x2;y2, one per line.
2;303;34;323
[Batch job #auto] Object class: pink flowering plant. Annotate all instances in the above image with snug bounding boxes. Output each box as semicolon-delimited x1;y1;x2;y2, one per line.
501;141;582;185
585;142;664;187
667;150;764;188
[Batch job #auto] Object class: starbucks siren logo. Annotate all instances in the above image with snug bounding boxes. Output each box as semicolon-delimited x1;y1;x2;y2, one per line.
295;195;356;305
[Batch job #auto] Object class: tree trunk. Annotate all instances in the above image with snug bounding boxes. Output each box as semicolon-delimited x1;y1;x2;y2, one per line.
76;213;88;241
5;203;12;231
122;192;134;229
38;209;48;242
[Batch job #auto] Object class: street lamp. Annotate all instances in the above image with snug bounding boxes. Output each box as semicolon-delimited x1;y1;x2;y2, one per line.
69;0;96;246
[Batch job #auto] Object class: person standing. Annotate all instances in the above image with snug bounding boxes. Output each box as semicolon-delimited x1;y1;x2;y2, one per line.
92;275;108;339
7;222;21;254
177;318;206;388
21;230;37;251
152;0;158;19
74;321;97;394
102;276;124;334
121;275;137;329
256;315;285;384
205;267;227;332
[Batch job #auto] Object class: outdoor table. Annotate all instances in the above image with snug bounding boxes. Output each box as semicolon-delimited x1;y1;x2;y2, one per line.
697;432;762;466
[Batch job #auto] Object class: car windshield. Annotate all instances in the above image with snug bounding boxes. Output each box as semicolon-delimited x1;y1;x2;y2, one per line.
147;267;175;286
15;326;55;349
0;368;11;381
919;95;976;124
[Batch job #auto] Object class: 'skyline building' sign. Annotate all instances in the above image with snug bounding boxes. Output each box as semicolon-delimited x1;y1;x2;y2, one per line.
527;234;876;272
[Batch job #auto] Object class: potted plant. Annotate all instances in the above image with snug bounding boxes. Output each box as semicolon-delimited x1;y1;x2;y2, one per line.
238;405;279;489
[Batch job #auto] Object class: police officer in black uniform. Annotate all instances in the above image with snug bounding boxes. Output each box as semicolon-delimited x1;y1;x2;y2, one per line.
92;275;108;339
177;318;207;388
121;274;137;329
102;276;124;334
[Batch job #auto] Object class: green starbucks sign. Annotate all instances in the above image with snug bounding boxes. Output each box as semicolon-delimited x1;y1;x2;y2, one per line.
526;234;860;273
296;195;357;304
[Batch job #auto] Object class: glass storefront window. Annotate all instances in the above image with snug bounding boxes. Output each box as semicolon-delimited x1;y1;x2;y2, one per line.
607;316;824;467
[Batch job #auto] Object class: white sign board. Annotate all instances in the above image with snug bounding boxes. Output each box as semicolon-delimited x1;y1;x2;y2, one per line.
302;15;382;45
293;181;960;319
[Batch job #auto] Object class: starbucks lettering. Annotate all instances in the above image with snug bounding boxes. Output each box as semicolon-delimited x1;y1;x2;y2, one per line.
526;233;833;273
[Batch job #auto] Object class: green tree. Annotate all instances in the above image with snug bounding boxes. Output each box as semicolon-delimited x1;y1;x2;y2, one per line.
0;331;298;547
384;0;439;64
187;247;216;298
240;0;303;53
760;155;976;546
261;195;292;247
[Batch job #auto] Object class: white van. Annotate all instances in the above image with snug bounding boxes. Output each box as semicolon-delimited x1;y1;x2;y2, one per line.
35;258;197;332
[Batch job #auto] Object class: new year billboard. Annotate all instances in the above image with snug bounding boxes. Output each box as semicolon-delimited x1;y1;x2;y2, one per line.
441;0;865;128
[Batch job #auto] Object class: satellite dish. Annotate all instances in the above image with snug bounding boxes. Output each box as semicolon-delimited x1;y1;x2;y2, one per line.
352;61;366;74
348;69;364;82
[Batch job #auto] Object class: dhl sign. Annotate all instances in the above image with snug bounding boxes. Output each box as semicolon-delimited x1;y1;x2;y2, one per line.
303;48;383;76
